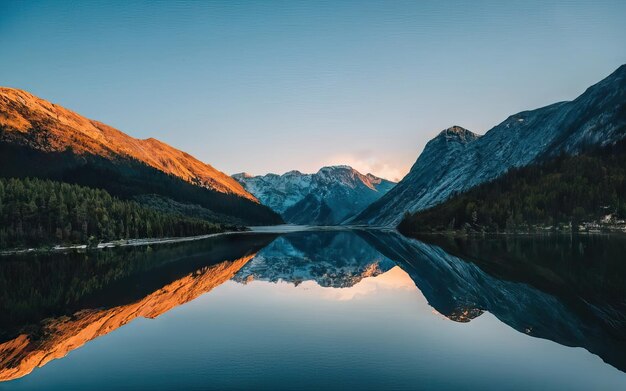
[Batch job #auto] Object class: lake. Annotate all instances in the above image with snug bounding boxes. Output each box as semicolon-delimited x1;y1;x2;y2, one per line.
1;228;625;390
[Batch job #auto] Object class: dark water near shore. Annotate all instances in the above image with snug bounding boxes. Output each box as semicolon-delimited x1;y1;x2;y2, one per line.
1;229;625;390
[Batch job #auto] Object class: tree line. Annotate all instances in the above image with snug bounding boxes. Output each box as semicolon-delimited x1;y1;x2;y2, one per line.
0;177;224;248
398;139;626;234
0;141;283;225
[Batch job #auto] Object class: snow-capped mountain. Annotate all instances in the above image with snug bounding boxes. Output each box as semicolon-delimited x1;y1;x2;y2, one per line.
350;64;626;226
233;165;395;225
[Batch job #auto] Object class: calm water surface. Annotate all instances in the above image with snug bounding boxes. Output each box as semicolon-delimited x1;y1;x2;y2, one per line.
1;229;625;390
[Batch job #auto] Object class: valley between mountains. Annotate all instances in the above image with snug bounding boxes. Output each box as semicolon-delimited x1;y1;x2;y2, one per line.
0;64;625;249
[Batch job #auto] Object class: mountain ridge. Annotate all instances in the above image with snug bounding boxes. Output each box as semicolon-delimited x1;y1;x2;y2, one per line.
0;87;256;202
0;87;283;226
350;64;626;226
233;165;396;225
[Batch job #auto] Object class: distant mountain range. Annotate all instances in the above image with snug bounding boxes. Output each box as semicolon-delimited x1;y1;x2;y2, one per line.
233;166;395;225
0;87;282;226
350;64;626;226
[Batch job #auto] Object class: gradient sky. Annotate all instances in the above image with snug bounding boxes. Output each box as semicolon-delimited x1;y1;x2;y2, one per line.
1;1;625;181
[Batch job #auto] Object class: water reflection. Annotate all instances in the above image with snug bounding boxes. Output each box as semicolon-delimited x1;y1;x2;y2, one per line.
0;229;625;386
239;230;626;373
360;231;626;372
0;233;277;381
234;231;395;287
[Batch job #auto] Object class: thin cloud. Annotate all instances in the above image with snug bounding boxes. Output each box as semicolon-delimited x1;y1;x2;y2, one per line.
321;151;409;182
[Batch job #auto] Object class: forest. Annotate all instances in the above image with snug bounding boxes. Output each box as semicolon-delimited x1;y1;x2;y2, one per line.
398;139;626;234
0;177;226;249
0;141;283;226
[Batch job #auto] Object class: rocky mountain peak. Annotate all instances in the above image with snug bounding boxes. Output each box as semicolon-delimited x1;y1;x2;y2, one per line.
319;165;352;171
233;165;396;224
436;126;480;144
349;64;626;226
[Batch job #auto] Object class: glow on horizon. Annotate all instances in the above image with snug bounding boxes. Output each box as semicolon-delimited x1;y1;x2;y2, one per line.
1;1;625;181
237;265;417;302
254;152;410;183
320;152;410;183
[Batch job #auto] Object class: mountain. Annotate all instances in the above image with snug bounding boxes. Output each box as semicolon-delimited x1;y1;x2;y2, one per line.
0;87;282;225
350;65;626;226
398;138;626;234
233;166;395;225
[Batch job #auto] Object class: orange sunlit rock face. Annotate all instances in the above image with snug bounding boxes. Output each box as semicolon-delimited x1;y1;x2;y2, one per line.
0;253;256;382
0;87;257;202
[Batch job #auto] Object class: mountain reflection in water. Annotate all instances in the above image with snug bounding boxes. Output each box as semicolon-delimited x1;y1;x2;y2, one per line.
233;231;395;287
360;231;626;372
0;233;277;381
0;229;625;387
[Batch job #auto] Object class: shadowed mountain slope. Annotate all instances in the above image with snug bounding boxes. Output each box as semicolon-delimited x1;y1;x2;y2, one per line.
351;65;626;226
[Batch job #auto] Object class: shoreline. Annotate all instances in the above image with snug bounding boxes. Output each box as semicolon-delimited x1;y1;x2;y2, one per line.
0;224;361;256
401;229;626;239
0;231;238;256
4;224;624;256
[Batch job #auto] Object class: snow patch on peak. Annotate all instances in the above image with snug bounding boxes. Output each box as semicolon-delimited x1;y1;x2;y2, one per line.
234;164;397;224
320;165;353;171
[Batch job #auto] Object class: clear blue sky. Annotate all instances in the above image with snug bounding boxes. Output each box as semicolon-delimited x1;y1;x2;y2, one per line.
1;1;625;180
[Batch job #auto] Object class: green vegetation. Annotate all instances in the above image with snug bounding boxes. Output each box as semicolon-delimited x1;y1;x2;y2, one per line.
0;177;225;249
134;193;247;226
0;141;283;226
398;140;626;234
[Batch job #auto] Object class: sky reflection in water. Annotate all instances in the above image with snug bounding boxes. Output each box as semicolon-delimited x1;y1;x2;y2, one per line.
2;230;626;390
